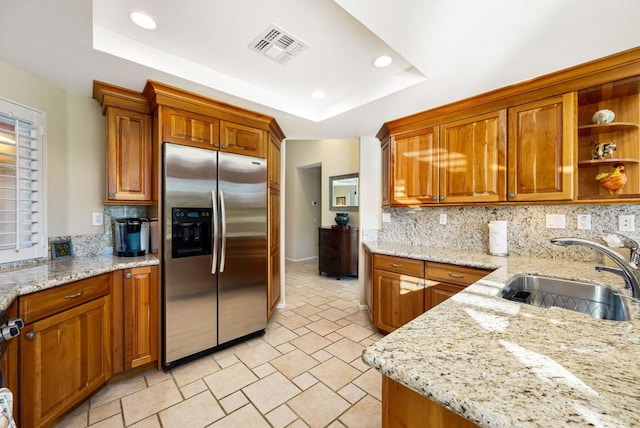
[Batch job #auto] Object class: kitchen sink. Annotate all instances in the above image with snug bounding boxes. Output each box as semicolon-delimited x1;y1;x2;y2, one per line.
497;275;630;321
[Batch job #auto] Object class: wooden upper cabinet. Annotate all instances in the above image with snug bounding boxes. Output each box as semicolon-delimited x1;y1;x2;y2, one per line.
440;110;507;204
268;134;281;190
163;107;219;149
507;93;576;201
220;120;266;158
381;139;391;207
391;128;439;205
105;107;152;203
93;81;153;204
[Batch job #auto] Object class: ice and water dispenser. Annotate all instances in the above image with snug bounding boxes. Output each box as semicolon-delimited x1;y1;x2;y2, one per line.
171;207;212;258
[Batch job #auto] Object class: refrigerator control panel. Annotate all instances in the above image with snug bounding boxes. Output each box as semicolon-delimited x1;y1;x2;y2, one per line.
171;207;212;258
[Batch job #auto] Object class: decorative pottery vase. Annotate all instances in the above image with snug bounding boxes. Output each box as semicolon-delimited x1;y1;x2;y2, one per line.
335;212;349;227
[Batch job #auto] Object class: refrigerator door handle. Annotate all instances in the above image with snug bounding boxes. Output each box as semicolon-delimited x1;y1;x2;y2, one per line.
219;189;227;272
211;189;219;274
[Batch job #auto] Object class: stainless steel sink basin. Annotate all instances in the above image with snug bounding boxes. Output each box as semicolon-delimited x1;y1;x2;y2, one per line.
497;275;630;321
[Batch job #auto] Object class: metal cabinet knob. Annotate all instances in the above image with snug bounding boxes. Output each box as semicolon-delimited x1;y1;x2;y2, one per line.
439;196;445;201
508;192;515;198
222;144;228;149
432;196;437;201
26;332;36;341
125;273;132;279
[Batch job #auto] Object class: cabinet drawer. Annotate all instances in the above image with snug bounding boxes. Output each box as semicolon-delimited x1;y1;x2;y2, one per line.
319;231;338;246
19;273;111;324
373;254;425;277
425;262;491;286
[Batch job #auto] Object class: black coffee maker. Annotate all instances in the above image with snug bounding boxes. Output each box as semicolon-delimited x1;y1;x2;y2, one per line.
114;218;149;257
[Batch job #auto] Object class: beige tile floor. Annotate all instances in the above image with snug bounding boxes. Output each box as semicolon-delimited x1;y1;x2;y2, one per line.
55;260;383;428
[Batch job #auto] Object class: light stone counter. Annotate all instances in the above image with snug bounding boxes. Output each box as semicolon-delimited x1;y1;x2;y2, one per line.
362;241;640;427
0;255;159;313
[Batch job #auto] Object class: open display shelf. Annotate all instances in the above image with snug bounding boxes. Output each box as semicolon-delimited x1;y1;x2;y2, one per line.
577;76;640;200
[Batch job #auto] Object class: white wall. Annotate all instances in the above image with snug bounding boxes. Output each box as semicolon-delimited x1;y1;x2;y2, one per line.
0;60;106;237
285;139;359;261
357;137;382;306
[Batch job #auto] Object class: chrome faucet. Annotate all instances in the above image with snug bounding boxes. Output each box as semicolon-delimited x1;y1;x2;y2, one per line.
550;237;640;299
603;230;640;267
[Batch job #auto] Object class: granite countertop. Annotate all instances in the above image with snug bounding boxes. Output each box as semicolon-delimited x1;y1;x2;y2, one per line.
0;255;159;312
362;241;640;427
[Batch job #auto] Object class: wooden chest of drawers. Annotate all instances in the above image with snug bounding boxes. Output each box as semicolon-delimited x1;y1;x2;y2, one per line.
318;227;358;280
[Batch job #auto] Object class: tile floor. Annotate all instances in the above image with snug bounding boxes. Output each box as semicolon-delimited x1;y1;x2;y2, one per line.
55;260;384;428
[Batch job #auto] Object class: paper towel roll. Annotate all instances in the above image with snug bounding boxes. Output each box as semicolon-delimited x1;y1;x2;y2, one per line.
489;220;508;256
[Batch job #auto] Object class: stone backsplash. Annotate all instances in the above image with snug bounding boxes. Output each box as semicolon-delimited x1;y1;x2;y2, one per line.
49;206;151;258
378;204;640;263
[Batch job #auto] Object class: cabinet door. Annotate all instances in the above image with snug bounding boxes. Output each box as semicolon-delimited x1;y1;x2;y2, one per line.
124;266;158;370
268;134;281;191
372;269;424;333
20;296;111;428
391;128;439;205
440;110;506;203
1;301;18;426
220;120;266;158
508;93;575;201
425;283;465;311
381;139;391;207
268;189;281;318
106;107;152;203
163;107;219;149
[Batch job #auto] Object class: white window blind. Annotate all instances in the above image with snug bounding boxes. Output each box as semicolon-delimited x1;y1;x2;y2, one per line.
0;98;46;263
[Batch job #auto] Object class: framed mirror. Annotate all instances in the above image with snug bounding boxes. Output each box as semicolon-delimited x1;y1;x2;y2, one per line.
329;173;359;211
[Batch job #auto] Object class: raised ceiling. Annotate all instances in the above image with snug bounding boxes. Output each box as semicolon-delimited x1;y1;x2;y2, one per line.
1;0;640;139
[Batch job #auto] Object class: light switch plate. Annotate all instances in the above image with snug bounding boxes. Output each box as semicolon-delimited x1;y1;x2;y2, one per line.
546;214;566;229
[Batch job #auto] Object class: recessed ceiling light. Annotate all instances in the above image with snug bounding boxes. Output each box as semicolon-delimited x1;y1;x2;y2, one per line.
373;55;393;68
130;12;157;30
311;90;325;100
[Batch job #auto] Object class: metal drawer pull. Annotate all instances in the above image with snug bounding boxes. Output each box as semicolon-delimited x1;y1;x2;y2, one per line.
390;263;403;267
448;273;464;278
26;332;36;340
64;291;84;299
125;273;132;279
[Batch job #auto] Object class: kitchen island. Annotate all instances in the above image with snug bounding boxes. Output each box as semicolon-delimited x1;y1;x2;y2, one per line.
363;241;640;427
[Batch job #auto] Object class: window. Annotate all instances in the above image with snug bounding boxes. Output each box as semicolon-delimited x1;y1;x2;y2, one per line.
0;98;46;263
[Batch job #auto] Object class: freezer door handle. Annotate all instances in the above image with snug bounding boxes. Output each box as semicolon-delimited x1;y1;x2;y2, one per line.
220;189;227;272
211;189;219;274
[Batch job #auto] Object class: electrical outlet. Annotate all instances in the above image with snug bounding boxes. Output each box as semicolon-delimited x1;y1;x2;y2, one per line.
577;214;591;230
439;213;447;225
619;214;635;232
92;212;103;226
546;214;566;229
382;213;391;223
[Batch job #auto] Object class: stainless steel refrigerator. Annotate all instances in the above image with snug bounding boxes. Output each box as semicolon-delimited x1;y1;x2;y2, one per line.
162;142;267;368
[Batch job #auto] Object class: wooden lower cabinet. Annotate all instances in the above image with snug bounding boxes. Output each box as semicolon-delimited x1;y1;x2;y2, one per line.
368;253;492;333
372;269;424;333
383;376;478;428
425;283;465;310
1;301;19;426
20;296;111;428
124;266;158;370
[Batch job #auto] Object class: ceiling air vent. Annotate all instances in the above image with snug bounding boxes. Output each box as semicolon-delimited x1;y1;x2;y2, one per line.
249;24;307;65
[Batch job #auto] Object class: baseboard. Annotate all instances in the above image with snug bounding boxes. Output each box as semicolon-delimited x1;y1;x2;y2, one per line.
285;256;318;262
